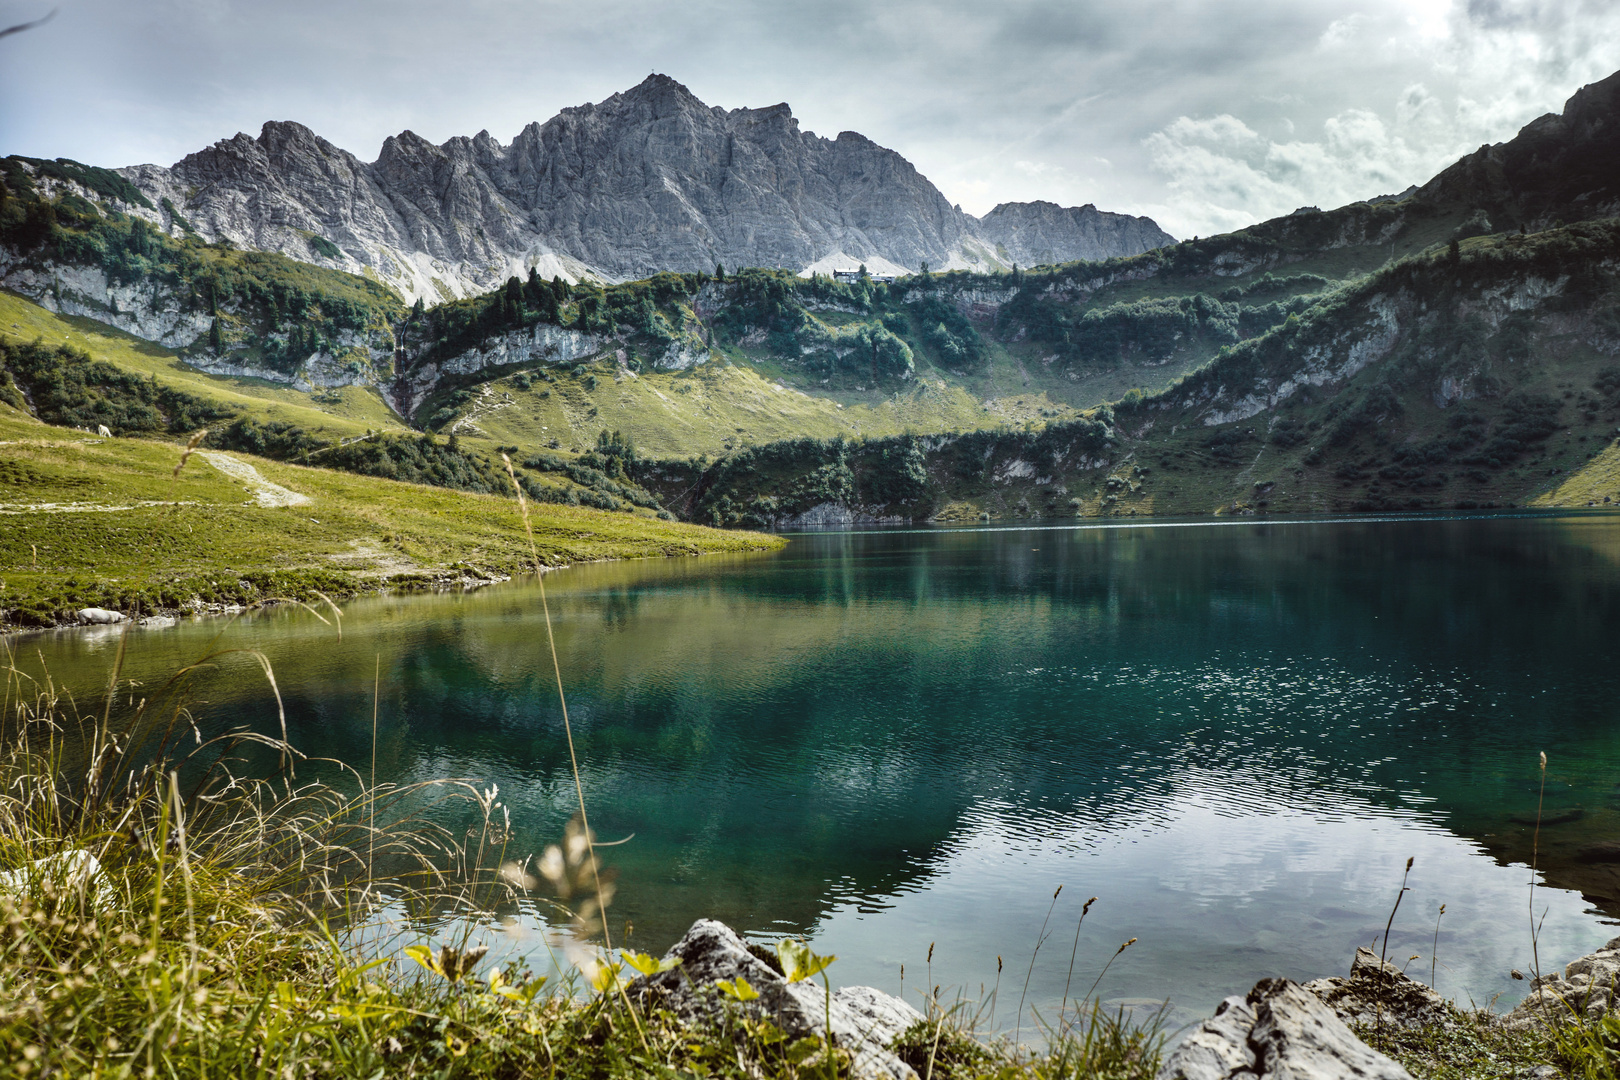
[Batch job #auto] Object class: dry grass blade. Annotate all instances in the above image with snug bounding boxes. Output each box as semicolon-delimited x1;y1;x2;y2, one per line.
171;428;209;478
502;453;647;1044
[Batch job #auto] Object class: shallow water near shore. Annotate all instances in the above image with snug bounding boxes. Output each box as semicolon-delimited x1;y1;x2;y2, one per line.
21;511;1620;1029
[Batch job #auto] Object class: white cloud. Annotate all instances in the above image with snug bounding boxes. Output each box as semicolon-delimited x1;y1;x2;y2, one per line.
1144;102;1453;237
1317;13;1367;49
1138;0;1620;235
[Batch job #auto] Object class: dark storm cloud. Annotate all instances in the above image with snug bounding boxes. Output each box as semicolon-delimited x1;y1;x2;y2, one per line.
0;0;1615;237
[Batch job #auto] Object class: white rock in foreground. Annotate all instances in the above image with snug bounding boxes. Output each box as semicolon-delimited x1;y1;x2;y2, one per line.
626;918;924;1080
1159;977;1413;1080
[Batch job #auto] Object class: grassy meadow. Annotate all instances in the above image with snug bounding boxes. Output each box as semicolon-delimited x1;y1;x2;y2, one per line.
0;402;779;630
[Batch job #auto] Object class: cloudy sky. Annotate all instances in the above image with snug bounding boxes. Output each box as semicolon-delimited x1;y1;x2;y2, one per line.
1;0;1616;238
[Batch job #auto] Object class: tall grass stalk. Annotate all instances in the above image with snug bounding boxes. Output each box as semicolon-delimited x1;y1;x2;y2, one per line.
1531;750;1547;985
1081;937;1138;1014
504;454;609;948
1375;856;1414;1034
503;454;649;1048
1430;903;1446;989
1014;884;1061;1046
1059;895;1098;1025
370;651;379;878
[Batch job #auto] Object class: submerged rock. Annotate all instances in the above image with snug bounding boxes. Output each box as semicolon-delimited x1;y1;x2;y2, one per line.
1500;936;1620;1031
626;918;924;1080
1159;977;1413;1080
1302;947;1449;1029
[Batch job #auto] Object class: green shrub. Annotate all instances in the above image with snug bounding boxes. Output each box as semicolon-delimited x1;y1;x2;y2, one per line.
0;337;236;434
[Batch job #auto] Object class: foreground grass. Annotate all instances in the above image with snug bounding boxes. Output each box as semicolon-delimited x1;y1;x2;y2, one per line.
1353;994;1620;1080
0;406;781;630
1357;1008;1569;1080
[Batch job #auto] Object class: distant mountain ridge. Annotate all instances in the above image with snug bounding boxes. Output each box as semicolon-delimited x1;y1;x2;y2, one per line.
115;75;1174;303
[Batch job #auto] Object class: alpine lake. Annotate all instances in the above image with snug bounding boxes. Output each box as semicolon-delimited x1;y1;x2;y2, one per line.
20;511;1620;1032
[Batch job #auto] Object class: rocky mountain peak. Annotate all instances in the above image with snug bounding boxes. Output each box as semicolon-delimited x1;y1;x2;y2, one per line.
976;200;1175;266
119;77;1176;302
619;72;708;112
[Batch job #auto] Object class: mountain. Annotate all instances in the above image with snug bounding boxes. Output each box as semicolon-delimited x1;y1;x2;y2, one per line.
626;71;1620;524
113;75;1173;303
5;66;1619;526
975;200;1172;267
1416;68;1620;229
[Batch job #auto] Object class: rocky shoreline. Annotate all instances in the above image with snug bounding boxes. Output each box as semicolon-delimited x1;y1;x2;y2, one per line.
0;565;517;638
632;920;1620;1080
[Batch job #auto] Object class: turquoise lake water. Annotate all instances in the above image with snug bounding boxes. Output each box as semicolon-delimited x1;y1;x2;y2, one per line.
21;512;1620;1029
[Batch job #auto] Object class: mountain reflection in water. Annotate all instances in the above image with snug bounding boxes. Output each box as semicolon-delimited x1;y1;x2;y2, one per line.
24;512;1620;1022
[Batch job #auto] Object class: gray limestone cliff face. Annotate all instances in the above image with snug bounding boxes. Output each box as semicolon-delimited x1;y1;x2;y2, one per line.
114;75;1173;303
0;250;211;348
977;200;1175;266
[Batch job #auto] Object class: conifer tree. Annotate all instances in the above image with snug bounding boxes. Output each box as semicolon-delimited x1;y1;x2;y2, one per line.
208;318;224;353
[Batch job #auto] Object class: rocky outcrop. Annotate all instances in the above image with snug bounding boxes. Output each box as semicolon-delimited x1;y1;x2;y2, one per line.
0;247;397;394
107;76;1172;303
977;201;1174;267
1500;935;1620;1031
772;502;909;528
386;322;605;416
1160;978;1413;1080
0;252;212;349
1302;948;1449;1030
626;919;924;1080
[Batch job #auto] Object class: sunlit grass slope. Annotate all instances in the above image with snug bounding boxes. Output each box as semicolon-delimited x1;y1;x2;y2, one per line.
0;405;780;630
446;355;1062;460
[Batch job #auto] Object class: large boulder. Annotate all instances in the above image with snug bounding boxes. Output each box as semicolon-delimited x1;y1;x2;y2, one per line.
1303;947;1449;1029
625;919;924;1080
1159;977;1414;1080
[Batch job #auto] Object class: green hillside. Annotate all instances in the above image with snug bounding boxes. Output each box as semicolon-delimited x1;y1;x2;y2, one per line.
0;401;779;632
638;221;1620;525
0;290;404;435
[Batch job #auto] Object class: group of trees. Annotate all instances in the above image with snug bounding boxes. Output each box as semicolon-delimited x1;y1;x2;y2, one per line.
678;434;932;527
212;417;512;494
655;411;1121;528
1003;284;1334;373
522;429;667;515
0;337;235;435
